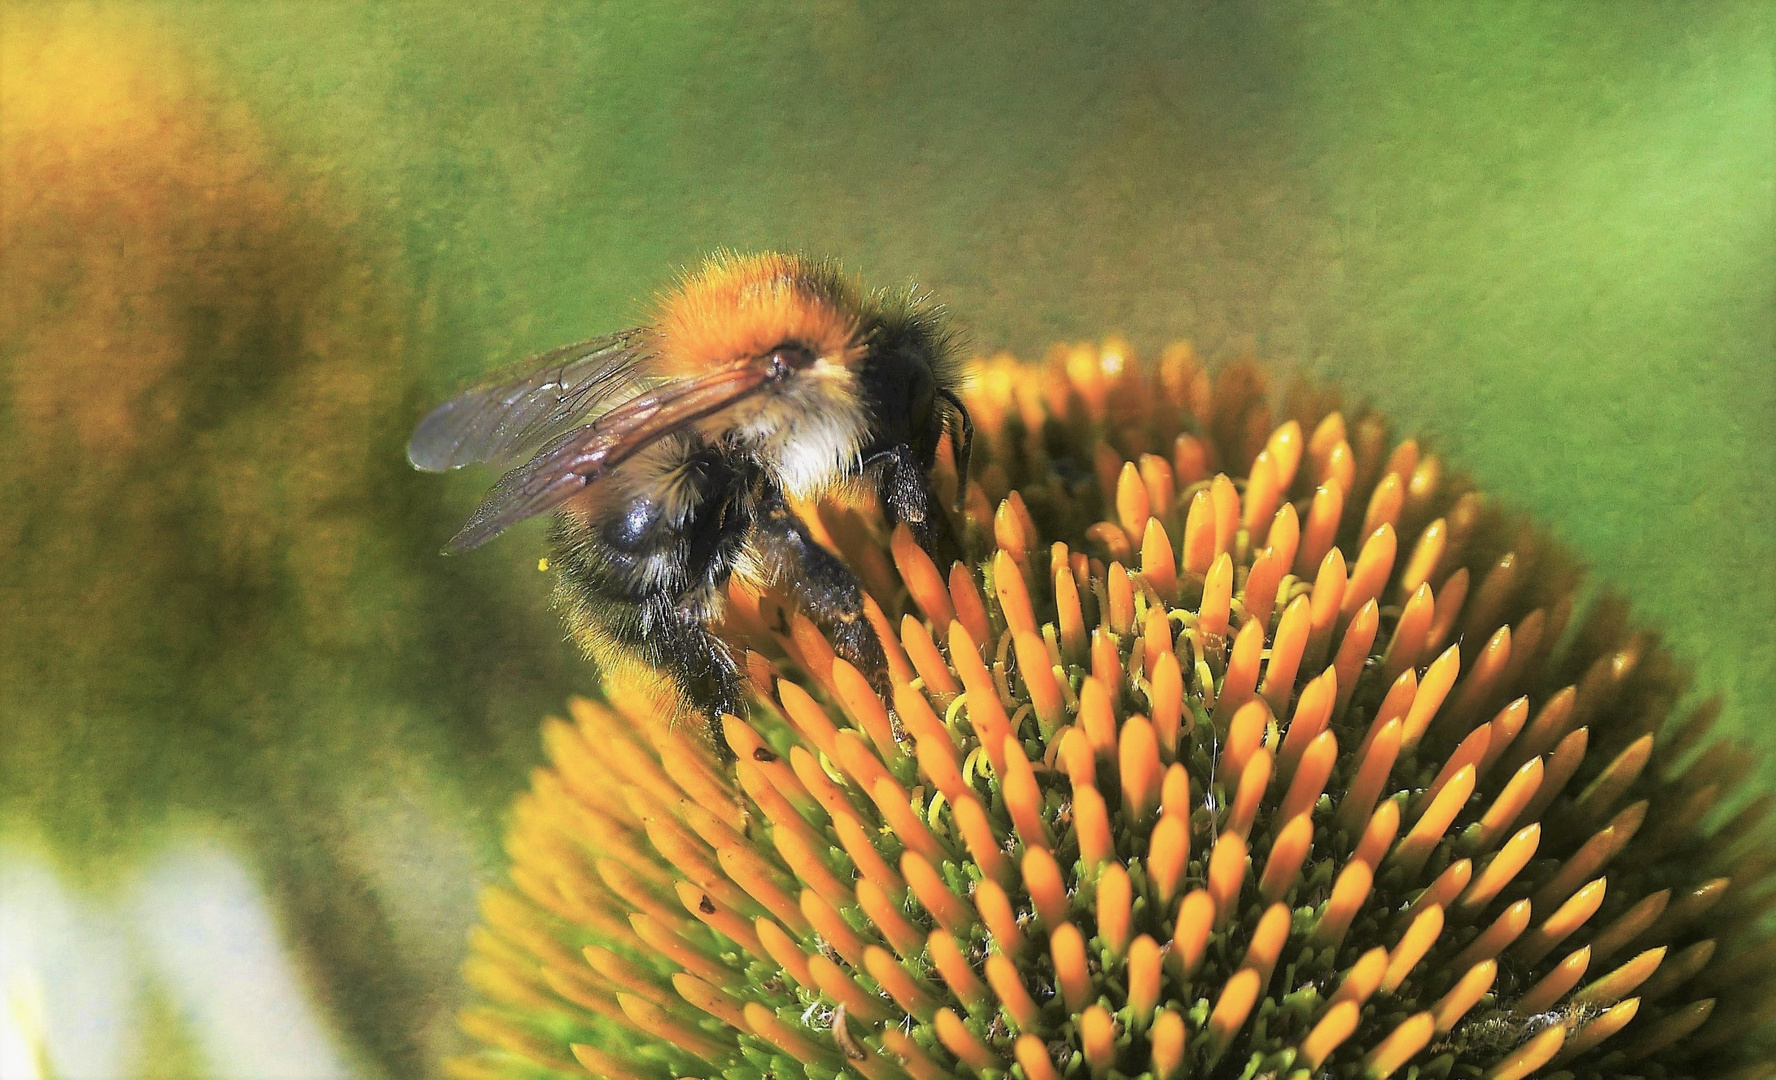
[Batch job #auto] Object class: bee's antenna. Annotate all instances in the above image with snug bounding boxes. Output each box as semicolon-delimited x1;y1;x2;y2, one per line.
937;387;973;520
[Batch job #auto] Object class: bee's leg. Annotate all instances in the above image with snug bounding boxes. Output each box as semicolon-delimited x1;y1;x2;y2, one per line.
868;440;964;569
551;469;752;758
639;593;746;757
753;490;888;686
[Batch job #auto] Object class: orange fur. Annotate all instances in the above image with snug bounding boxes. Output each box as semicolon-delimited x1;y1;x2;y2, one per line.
654;252;863;377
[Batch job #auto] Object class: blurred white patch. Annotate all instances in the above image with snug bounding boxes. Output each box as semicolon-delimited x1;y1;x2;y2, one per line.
1;962;48;1080
129;839;352;1080
0;845;137;1080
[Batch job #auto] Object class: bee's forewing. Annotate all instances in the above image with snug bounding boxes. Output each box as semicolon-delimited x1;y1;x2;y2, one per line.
407;327;650;472
442;425;621;552
442;360;777;552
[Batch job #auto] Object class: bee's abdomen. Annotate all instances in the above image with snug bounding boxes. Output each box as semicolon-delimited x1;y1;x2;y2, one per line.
550;444;757;647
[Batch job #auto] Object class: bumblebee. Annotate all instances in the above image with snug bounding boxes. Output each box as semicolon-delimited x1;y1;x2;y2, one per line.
409;252;969;746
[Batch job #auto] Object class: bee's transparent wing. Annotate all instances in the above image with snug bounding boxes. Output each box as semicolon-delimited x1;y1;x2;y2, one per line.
407;328;650;472
443;360;779;552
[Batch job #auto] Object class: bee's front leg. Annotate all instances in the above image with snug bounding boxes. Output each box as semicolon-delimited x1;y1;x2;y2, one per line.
752;489;887;685
867;441;963;570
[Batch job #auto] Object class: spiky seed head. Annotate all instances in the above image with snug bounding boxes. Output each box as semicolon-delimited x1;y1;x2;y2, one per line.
450;342;1776;1080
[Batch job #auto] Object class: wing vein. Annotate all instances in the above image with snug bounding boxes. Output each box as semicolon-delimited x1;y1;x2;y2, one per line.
407;327;650;472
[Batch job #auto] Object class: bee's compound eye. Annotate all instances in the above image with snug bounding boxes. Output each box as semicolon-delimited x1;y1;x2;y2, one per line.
909;366;935;417
767;343;818;374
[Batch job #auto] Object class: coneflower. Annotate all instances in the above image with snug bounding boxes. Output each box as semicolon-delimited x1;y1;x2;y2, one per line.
447;343;1775;1080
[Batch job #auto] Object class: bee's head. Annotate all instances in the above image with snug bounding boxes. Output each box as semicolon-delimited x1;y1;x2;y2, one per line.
654;252;874;498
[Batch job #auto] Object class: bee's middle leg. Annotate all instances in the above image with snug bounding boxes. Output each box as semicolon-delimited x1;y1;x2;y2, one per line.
752;491;887;685
638;593;747;756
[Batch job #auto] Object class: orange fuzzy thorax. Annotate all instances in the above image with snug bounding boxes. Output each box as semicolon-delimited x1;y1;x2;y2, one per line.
652;252;863;377
449;344;1775;1080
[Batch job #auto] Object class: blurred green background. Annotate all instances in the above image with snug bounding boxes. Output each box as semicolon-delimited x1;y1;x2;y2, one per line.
1;3;1770;1078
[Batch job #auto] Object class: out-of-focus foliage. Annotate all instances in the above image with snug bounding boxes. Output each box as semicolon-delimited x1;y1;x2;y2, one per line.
0;3;1768;1079
0;9;582;1075
1;6;581;839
